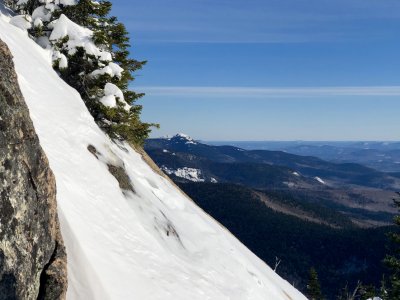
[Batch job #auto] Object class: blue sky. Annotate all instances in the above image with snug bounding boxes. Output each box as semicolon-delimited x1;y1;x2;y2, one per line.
112;0;400;141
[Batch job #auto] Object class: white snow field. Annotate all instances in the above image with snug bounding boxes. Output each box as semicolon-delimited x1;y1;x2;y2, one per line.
0;8;306;300
162;166;206;182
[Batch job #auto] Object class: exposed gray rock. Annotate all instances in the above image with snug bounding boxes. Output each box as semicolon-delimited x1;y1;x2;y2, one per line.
107;163;135;192
87;144;135;192
0;39;67;299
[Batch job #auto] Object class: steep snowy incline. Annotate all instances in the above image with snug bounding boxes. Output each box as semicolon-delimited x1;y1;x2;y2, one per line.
0;10;306;300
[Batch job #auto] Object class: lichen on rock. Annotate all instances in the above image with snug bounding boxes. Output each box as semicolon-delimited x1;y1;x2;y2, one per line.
0;38;67;300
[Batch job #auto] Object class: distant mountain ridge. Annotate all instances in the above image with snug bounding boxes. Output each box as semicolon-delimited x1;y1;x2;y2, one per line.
207;140;400;172
145;134;399;227
146;134;400;190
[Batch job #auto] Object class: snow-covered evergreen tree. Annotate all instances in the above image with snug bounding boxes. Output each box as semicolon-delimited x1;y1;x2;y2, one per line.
7;0;157;145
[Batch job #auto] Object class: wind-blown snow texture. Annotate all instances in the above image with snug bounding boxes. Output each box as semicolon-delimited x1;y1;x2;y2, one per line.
0;8;306;300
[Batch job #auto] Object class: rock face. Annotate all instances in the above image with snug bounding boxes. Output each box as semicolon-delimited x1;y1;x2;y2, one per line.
0;39;67;299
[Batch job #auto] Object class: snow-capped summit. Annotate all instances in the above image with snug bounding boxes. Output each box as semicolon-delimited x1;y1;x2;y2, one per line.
175;133;193;139
0;5;306;299
168;133;197;144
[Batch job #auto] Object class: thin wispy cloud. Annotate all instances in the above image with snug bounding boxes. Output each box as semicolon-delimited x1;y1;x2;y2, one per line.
137;86;400;98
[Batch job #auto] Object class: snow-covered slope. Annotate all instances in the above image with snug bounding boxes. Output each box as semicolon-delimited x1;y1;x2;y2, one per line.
0;9;306;300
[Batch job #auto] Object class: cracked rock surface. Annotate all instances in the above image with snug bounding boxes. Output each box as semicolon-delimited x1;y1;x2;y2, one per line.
0;39;67;300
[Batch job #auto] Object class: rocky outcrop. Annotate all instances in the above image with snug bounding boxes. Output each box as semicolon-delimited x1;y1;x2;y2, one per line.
0;39;67;299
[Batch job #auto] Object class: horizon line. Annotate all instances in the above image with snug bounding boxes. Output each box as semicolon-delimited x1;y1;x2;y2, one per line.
136;85;400;98
149;136;400;143
202;140;400;142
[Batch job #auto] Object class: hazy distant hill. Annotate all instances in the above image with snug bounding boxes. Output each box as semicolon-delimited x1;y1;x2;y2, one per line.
207;140;400;172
